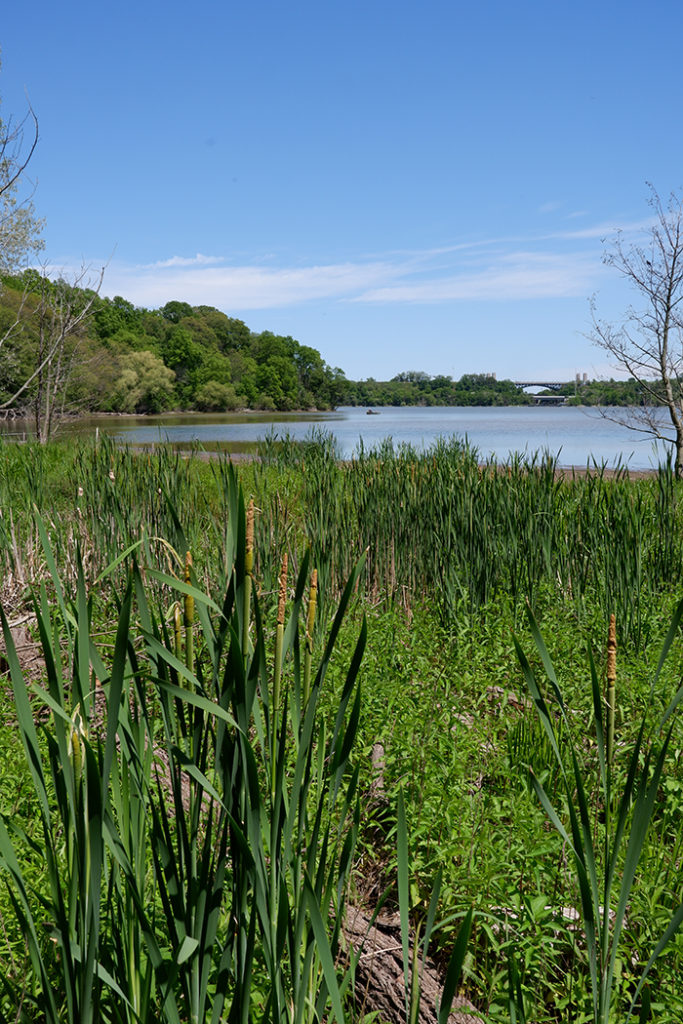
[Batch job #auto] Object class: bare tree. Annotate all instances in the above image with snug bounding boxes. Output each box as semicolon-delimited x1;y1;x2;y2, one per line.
0;265;105;442
1;69;47;423
1;73;104;442
591;186;683;475
1;74;43;274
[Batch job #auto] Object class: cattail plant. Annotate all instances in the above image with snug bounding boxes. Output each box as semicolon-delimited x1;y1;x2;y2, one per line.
303;566;318;707
606;613;617;770
0;473;368;1024
514;603;683;1023
184;549;195;675
243;497;254;655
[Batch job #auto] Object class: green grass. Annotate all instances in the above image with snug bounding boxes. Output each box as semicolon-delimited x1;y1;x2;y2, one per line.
2;435;683;1021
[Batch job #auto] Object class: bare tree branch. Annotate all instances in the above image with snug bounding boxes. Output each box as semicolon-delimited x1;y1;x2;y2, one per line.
0;264;106;442
0;105;39;200
590;185;683;475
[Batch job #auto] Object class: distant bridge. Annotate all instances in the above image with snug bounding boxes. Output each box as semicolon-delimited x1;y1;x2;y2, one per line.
512;381;570;405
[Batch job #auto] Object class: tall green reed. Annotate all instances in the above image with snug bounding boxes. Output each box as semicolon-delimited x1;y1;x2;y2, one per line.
513;605;683;1022
257;431;683;647
0;466;367;1023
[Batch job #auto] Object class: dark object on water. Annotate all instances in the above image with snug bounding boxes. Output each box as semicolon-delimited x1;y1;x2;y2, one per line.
366;408;380;415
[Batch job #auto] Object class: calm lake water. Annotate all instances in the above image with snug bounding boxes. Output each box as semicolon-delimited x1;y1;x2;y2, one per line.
2;406;674;470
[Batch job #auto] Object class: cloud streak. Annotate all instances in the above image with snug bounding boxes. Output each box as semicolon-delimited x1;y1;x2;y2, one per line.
144;253;226;269
88;220;632;312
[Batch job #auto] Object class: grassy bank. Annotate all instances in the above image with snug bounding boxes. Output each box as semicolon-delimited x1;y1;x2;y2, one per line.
1;434;682;1022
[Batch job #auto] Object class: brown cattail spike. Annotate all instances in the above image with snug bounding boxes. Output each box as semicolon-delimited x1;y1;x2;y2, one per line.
305;568;318;652
606;613;617;769
607;614;617;686
303;568;318;707
183;551;195;675
246;500;255;573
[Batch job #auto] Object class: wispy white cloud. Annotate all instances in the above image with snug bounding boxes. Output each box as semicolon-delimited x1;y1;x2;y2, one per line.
103;260;396;309
352;251;598;303
85;219;635;312
143;253;226;269
551;217;654;241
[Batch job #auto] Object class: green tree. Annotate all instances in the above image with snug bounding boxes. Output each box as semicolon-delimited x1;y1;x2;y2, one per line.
194;380;239;411
92;295;142;339
160;299;193;323
255;356;298;410
110;350;176;413
160;325;203;405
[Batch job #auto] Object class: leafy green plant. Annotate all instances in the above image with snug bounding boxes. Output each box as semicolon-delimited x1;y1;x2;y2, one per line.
0;469;367;1023
513;604;683;1023
396;789;473;1024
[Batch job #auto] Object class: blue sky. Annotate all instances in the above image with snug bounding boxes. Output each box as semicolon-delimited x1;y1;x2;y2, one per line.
2;0;682;381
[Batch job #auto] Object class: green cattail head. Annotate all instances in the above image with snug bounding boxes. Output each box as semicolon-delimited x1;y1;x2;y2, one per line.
277;552;288;627
174;601;182;661
68;707;88;785
273;553;287;702
184;551;194;626
243;501;255;657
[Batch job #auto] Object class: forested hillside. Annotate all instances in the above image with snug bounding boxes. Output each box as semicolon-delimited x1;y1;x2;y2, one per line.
0;271;348;416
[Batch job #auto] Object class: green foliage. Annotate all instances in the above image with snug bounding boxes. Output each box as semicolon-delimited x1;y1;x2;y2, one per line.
110;349;176;413
257;433;683;647
2;440;683;1020
1;276;344;415
0;469;366;1022
194;379;239;411
514;605;683;1022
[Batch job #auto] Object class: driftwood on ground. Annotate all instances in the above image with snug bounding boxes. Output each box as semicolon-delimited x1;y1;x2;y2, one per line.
343;904;482;1024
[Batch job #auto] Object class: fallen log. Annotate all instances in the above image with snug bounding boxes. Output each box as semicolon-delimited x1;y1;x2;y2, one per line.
343;905;482;1024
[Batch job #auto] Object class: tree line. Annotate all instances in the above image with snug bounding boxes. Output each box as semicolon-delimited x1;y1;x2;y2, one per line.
0;270;655;438
0;272;350;423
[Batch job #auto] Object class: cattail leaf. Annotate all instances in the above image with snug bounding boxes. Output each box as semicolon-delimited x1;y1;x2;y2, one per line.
0;605;51;820
438;907;474;1024
102;581;133;792
34;509;71;626
146;569;223;615
513;635;564;770
92;536;146;586
652;593;683;686
588;647;607;790
397;789;412;1017
303;875;347;1024
523;603;564;709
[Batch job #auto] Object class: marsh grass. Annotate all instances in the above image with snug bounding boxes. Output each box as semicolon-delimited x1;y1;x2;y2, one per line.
514;605;683;1022
0;466;367;1023
2;435;683;1020
257;431;683;646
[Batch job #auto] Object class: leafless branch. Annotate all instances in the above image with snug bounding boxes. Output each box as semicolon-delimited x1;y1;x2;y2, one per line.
0;105;39;200
589;185;683;475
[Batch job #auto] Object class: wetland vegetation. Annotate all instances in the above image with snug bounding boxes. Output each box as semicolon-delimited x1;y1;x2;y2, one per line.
1;433;682;1022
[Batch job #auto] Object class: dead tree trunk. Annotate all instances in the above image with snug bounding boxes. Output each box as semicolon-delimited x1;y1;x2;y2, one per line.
342;904;482;1024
